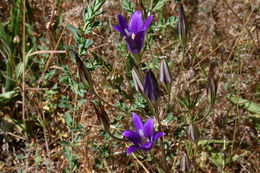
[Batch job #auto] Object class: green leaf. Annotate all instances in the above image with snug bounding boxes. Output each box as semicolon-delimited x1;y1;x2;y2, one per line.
209;152;243;168
0;89;19;105
152;0;172;11
226;94;260;114
67;24;80;41
34;154;42;165
122;0;135;14
198;139;232;146
64;112;73;128
209;152;223;167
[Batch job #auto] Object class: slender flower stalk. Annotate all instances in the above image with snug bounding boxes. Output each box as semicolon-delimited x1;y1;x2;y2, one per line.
114;11;153;54
122;113;164;154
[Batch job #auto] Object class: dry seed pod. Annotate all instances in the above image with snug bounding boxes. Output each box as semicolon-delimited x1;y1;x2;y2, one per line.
73;51;94;91
93;102;110;133
132;67;144;92
180;152;191;172
160;59;171;85
188;123;200;142
177;3;188;48
206;61;218;107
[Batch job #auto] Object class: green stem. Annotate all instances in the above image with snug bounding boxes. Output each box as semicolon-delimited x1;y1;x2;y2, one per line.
153;104;167;171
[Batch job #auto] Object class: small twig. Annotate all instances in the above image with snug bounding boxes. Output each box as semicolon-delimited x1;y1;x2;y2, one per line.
132;152;150;173
22;0;28;171
27;50;66;57
38;27;66;84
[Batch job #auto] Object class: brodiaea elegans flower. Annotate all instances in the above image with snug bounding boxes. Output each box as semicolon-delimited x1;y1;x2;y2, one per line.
122;113;164;154
114;11;153;54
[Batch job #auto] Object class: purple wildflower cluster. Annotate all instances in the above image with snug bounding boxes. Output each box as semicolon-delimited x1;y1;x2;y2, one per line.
122;113;164;154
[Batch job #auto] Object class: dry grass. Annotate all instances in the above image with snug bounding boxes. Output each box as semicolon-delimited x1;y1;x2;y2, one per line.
0;0;259;172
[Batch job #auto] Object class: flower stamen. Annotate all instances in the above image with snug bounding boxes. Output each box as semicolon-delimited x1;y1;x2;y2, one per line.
131;33;135;40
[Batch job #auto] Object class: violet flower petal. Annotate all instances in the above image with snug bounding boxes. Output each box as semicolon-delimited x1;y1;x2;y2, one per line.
133;31;145;52
125;36;137;53
125;31;145;53
132;113;144;133
127;145;141;155
117;14;128;29
122;113;164;155
114;25;127;37
128;11;143;33
143;118;154;139
154;132;164;141
141;141;153;151
143;15;153;31
122;130;141;145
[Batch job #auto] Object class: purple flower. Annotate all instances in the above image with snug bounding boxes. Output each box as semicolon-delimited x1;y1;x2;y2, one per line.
122;113;164;155
114;11;153;54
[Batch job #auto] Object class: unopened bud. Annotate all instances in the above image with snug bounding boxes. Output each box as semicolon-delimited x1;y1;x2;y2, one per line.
188;123;200;142
132;67;144;92
73;51;94;91
206;61;218;107
13;35;20;44
144;69;160;103
93;102;110;133
177;3;188;48
180;152;191;172
160;59;171;84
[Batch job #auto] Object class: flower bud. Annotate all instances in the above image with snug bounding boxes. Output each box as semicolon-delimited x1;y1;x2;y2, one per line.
144;69;160;102
93;102;110;133
13;35;20;44
188;123;200;142
160;59;171;84
206;61;218;107
177;3;188;48
132;67;144;92
73;51;94;91
180;152;191;172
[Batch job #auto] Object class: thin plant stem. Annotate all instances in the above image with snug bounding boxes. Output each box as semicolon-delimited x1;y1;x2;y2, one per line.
142;95;167;170
22;0;26;133
149;0;154;13
153;104;167;171
22;0;28;171
231;46;243;154
133;52;143;77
